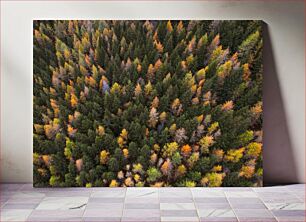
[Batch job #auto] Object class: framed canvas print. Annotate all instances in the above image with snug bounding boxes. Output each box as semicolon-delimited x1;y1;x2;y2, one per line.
33;20;263;187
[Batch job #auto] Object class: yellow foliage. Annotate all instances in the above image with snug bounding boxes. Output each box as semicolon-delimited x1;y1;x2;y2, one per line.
34;124;44;134
212;149;224;161
186;54;194;66
212;165;222;172
203;172;223;187
100;150;109;164
134;174;141;182
196;86;202;97
125;177;134;187
217;60;232;79
145;81;153;96
96;126;105;136
150;153;158;164
120;128;128;140
44;122;60;139
37;168;47;177
110;82;121;94
181;144;192;157
167;20;173;32
123;148;129;158
153;144;160;152
187;152;199;168
208;122;219;134
80;65;87;76
198;34;208;48
199;136;214;153
70;94;78;108
196;115;204;123
109;180;119;187
117;136;125;147
169;123;177;134
185;180;196;187
86;183;92;188
225;147;245;163
85;76;97;88
246;142;262;158
243;63;251;81
160;112;167;122
147;64;154;76
151;182;164;187
176;164;186;176
133;163;143;174
92;65;99;79
196;68;206;81
64;147;72;160
191;84;197;94
210;46;223;62
171;98;181;110
200;177;209;186
33;153;41;165
163;142;179;157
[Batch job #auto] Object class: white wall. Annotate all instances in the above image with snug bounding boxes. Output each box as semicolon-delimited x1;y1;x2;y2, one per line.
1;1;305;184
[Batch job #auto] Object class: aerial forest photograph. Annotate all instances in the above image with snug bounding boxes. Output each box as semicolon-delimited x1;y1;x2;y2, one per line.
33;20;263;187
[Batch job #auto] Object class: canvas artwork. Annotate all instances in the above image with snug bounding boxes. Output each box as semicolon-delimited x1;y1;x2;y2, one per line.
33;20;263;187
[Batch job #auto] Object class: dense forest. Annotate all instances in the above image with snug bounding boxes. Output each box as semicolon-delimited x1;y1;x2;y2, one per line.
33;20;263;187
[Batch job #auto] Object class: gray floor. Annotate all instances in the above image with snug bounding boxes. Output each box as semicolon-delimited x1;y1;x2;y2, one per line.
0;184;305;222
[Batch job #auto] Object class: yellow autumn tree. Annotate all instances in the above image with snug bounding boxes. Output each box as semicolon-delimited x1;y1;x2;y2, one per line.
199;135;214;153
70;94;78;108
166;20;173;32
100;150;109;164
110;82;121;94
163;142;179;157
246;142;262;158
147;64;155;81
202;172;224;187
145;81;153;96
225;147;245;163
120;128;128;140
176;164;186;177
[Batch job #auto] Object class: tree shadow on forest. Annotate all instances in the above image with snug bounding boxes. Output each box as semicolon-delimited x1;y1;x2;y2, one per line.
262;22;298;185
